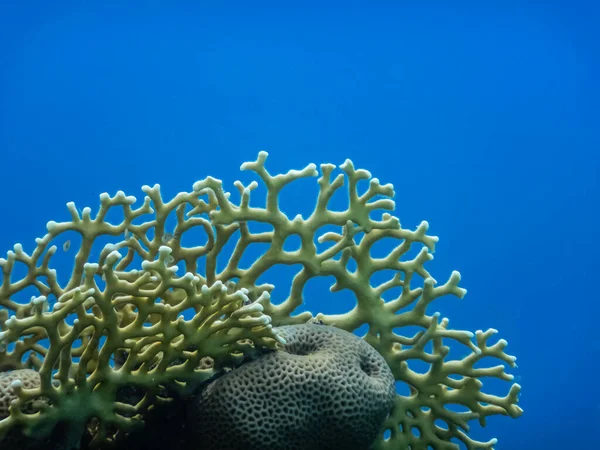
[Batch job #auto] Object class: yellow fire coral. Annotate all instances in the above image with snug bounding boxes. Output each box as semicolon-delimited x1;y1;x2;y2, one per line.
0;152;522;449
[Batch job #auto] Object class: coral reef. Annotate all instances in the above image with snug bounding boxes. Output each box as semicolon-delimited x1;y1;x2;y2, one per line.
0;152;522;449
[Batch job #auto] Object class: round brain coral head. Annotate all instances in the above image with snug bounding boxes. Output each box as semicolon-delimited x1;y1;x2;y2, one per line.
187;324;396;450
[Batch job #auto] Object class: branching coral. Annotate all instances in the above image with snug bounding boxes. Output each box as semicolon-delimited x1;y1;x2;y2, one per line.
0;151;522;449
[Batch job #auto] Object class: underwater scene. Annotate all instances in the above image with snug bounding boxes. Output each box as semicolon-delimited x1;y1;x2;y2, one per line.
0;2;597;450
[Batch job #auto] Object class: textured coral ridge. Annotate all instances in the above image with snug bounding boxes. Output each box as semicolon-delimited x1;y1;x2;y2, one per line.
0;151;522;449
188;323;396;450
0;370;41;420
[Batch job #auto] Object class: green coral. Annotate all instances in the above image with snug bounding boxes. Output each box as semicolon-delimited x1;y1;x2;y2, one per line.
0;151;522;449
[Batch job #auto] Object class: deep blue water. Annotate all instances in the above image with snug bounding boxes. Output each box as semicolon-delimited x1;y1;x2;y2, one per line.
1;2;598;449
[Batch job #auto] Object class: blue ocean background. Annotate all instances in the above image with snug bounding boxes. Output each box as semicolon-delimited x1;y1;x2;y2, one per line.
1;2;598;449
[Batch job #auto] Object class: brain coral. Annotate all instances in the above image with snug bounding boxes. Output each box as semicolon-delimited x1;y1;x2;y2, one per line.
187;323;396;450
0;369;40;420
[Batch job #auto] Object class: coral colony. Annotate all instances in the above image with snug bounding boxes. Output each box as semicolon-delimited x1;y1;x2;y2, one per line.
0;152;521;449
